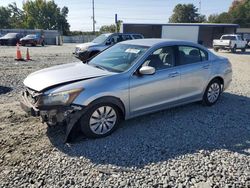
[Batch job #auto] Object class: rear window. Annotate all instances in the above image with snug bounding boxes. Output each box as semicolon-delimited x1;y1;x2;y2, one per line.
132;34;143;39
221;36;236;40
4;33;17;38
122;34;132;41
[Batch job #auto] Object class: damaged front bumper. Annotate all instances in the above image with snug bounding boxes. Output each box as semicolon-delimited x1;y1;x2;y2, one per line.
20;89;86;142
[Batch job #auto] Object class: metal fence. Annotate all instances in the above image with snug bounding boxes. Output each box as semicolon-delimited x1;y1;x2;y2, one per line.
62;35;96;43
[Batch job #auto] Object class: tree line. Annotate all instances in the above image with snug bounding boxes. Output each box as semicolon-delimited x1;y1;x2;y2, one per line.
169;0;250;27
0;0;249;35
0;0;70;35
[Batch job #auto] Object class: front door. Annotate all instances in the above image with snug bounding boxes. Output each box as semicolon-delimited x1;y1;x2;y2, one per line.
129;46;180;116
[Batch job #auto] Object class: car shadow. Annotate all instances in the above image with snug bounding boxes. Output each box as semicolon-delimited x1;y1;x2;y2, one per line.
0;86;12;95
47;92;250;167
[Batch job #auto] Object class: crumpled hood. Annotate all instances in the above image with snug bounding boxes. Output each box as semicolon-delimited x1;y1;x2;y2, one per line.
76;42;98;49
24;62;113;92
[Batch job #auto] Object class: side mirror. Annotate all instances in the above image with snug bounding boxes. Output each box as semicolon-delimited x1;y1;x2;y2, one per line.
139;66;155;75
106;41;111;45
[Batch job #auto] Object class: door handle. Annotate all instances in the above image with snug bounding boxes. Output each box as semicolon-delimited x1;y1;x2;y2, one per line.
169;72;179;78
202;64;210;69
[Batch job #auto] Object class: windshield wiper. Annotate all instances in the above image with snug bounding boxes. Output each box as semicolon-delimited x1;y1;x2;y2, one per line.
93;64;108;71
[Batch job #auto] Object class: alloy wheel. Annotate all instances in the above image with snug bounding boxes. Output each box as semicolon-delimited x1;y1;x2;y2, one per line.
207;83;220;103
89;106;117;135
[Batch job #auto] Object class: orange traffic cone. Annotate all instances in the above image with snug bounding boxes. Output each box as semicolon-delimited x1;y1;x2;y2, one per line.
15;43;24;61
26;48;31;61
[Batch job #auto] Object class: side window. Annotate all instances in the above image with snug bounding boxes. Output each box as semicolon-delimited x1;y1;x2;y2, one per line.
122;34;132;41
109;35;122;44
177;46;207;66
143;46;175;70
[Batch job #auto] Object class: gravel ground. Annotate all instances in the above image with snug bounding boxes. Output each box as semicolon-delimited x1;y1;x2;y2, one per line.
0;44;249;188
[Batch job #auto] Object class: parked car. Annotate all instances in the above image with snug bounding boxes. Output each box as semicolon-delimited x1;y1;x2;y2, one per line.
0;33;23;46
74;33;144;62
19;34;45;46
213;34;247;53
20;39;232;141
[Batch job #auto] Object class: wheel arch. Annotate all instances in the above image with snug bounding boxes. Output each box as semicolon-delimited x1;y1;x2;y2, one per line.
203;76;224;94
87;96;126;120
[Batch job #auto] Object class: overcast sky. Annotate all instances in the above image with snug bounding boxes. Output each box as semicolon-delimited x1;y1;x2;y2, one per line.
0;0;234;31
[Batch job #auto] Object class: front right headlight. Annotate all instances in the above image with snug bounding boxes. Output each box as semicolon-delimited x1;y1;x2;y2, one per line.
38;88;83;106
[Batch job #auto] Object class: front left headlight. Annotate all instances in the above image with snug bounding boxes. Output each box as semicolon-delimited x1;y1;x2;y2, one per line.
80;46;88;52
38;88;83;106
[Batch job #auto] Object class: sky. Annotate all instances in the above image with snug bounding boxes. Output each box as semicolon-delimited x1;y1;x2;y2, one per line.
0;0;234;31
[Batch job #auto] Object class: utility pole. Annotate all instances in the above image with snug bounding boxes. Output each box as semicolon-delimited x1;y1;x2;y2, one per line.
92;0;95;34
199;0;201;14
115;14;118;32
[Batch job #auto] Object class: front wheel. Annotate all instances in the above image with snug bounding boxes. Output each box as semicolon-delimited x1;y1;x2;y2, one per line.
202;79;222;106
80;103;121;138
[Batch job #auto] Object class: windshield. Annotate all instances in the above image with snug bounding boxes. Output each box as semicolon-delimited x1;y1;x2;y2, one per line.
25;35;36;38
221;36;236;40
88;44;149;72
92;34;110;44
3;33;17;38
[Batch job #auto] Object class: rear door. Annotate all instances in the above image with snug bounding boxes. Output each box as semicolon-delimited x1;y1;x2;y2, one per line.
176;45;211;100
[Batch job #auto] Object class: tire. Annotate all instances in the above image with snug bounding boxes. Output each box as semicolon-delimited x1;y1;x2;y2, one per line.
202;79;222;106
241;47;246;52
41;41;45;46
213;48;219;52
231;45;236;53
80;103;121;138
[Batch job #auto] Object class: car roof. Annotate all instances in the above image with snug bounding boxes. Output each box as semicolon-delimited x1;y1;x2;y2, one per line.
120;38;203;48
102;33;143;36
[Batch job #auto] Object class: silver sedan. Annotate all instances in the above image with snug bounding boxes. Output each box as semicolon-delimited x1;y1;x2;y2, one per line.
20;39;232;141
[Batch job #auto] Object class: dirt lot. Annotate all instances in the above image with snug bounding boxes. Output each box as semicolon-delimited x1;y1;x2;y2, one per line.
0;44;249;188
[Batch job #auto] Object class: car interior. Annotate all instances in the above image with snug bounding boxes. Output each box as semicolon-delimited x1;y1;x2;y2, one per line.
143;46;207;70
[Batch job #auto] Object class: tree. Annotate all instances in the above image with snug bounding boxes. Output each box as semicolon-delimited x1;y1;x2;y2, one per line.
229;0;250;27
0;6;11;29
22;0;70;34
207;13;232;23
207;0;250;27
57;7;70;35
8;3;25;28
169;4;206;23
99;24;116;33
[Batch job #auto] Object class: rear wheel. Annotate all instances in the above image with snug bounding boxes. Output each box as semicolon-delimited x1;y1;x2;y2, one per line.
80;103;121;138
231;45;236;53
203;79;222;106
213;48;219;52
